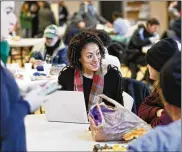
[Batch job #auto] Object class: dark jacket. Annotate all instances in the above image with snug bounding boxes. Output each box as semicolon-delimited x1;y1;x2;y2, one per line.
59;6;69;26
63;13;82;46
128;26;153;51
75;2;107;29
58;65;123;111
1;64;31;151
138;91;172;127
122;77;150;114
38;7;56;37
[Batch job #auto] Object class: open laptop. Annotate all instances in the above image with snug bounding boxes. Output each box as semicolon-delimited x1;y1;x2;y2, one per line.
44;91;88;124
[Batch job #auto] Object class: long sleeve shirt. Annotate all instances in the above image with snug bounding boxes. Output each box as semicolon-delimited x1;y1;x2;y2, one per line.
138;92;172;127
128;26;153;51
0;61;30;151
128;119;181;152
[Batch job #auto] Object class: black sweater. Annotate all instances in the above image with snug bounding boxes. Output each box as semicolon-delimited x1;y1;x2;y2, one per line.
58;66;123;111
128;27;153;51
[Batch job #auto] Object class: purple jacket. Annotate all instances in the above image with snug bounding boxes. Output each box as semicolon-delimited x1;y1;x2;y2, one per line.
138;91;172;128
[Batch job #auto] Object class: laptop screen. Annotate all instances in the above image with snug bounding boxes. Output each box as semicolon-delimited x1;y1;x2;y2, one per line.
44;91;88;124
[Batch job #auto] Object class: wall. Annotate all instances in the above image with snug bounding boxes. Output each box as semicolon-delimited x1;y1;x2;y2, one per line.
149;1;168;36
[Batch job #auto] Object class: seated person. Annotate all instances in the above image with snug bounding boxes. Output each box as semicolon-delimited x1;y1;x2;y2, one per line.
128;51;181;151
63;12;85;46
161;17;181;50
128;18;160;79
30;24;69;66
138;38;178;127
89;51;181;151
58;31;123;112
112;11;130;36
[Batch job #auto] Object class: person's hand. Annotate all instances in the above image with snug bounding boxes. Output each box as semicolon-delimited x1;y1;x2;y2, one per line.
156;109;164;117
78;21;85;29
24;86;49;113
153;33;160;40
26;80;50;93
169;1;178;8
106;22;112;28
30;58;44;67
34;60;44;66
149;37;158;44
24;80;60;113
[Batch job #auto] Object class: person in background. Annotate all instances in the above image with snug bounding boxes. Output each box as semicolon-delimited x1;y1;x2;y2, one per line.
112;11;130;36
29;2;39;38
0;1;53;151
128;51;181;152
161;17;181;50
138;38;178;127
58;31;124;112
128;18;160;50
128;18;160;79
107;42;126;65
30;24;68;66
75;0;112;29
0;1;17;64
37;1;56;37
168;1;181;26
20;2;33;38
63;12;85;46
58;1;69;26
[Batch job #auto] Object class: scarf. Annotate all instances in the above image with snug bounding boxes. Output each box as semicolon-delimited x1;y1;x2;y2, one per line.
74;68;104;110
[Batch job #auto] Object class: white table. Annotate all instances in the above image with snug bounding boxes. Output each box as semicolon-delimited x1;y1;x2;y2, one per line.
15;69;58;92
8;38;44;47
96;24;114;33
25;114;123;151
7;38;44;66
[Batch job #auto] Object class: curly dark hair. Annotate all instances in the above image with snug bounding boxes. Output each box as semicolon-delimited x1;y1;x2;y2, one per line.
67;30;105;70
147;18;160;26
88;29;112;47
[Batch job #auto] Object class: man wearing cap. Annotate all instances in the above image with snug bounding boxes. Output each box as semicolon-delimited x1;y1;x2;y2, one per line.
128;51;181;151
30;24;68;66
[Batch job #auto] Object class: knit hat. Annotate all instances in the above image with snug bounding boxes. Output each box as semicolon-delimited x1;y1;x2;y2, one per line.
146;38;178;72
44;24;59;38
160;51;181;108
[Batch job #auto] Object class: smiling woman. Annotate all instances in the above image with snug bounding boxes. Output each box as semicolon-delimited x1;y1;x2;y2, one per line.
58;31;124;112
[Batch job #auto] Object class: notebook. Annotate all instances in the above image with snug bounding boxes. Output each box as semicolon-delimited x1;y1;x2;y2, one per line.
44;91;88;124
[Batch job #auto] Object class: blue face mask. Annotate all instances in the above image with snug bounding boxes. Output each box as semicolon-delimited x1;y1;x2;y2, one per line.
0;40;10;64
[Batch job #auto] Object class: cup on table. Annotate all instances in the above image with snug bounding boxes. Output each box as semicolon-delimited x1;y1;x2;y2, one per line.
43;63;52;75
24;63;32;72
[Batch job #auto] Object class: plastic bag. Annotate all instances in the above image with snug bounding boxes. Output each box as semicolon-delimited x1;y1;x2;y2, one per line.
89;94;151;142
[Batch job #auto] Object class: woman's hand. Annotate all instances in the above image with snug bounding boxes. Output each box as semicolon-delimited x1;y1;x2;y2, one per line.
156;109;164;117
30;58;44;67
